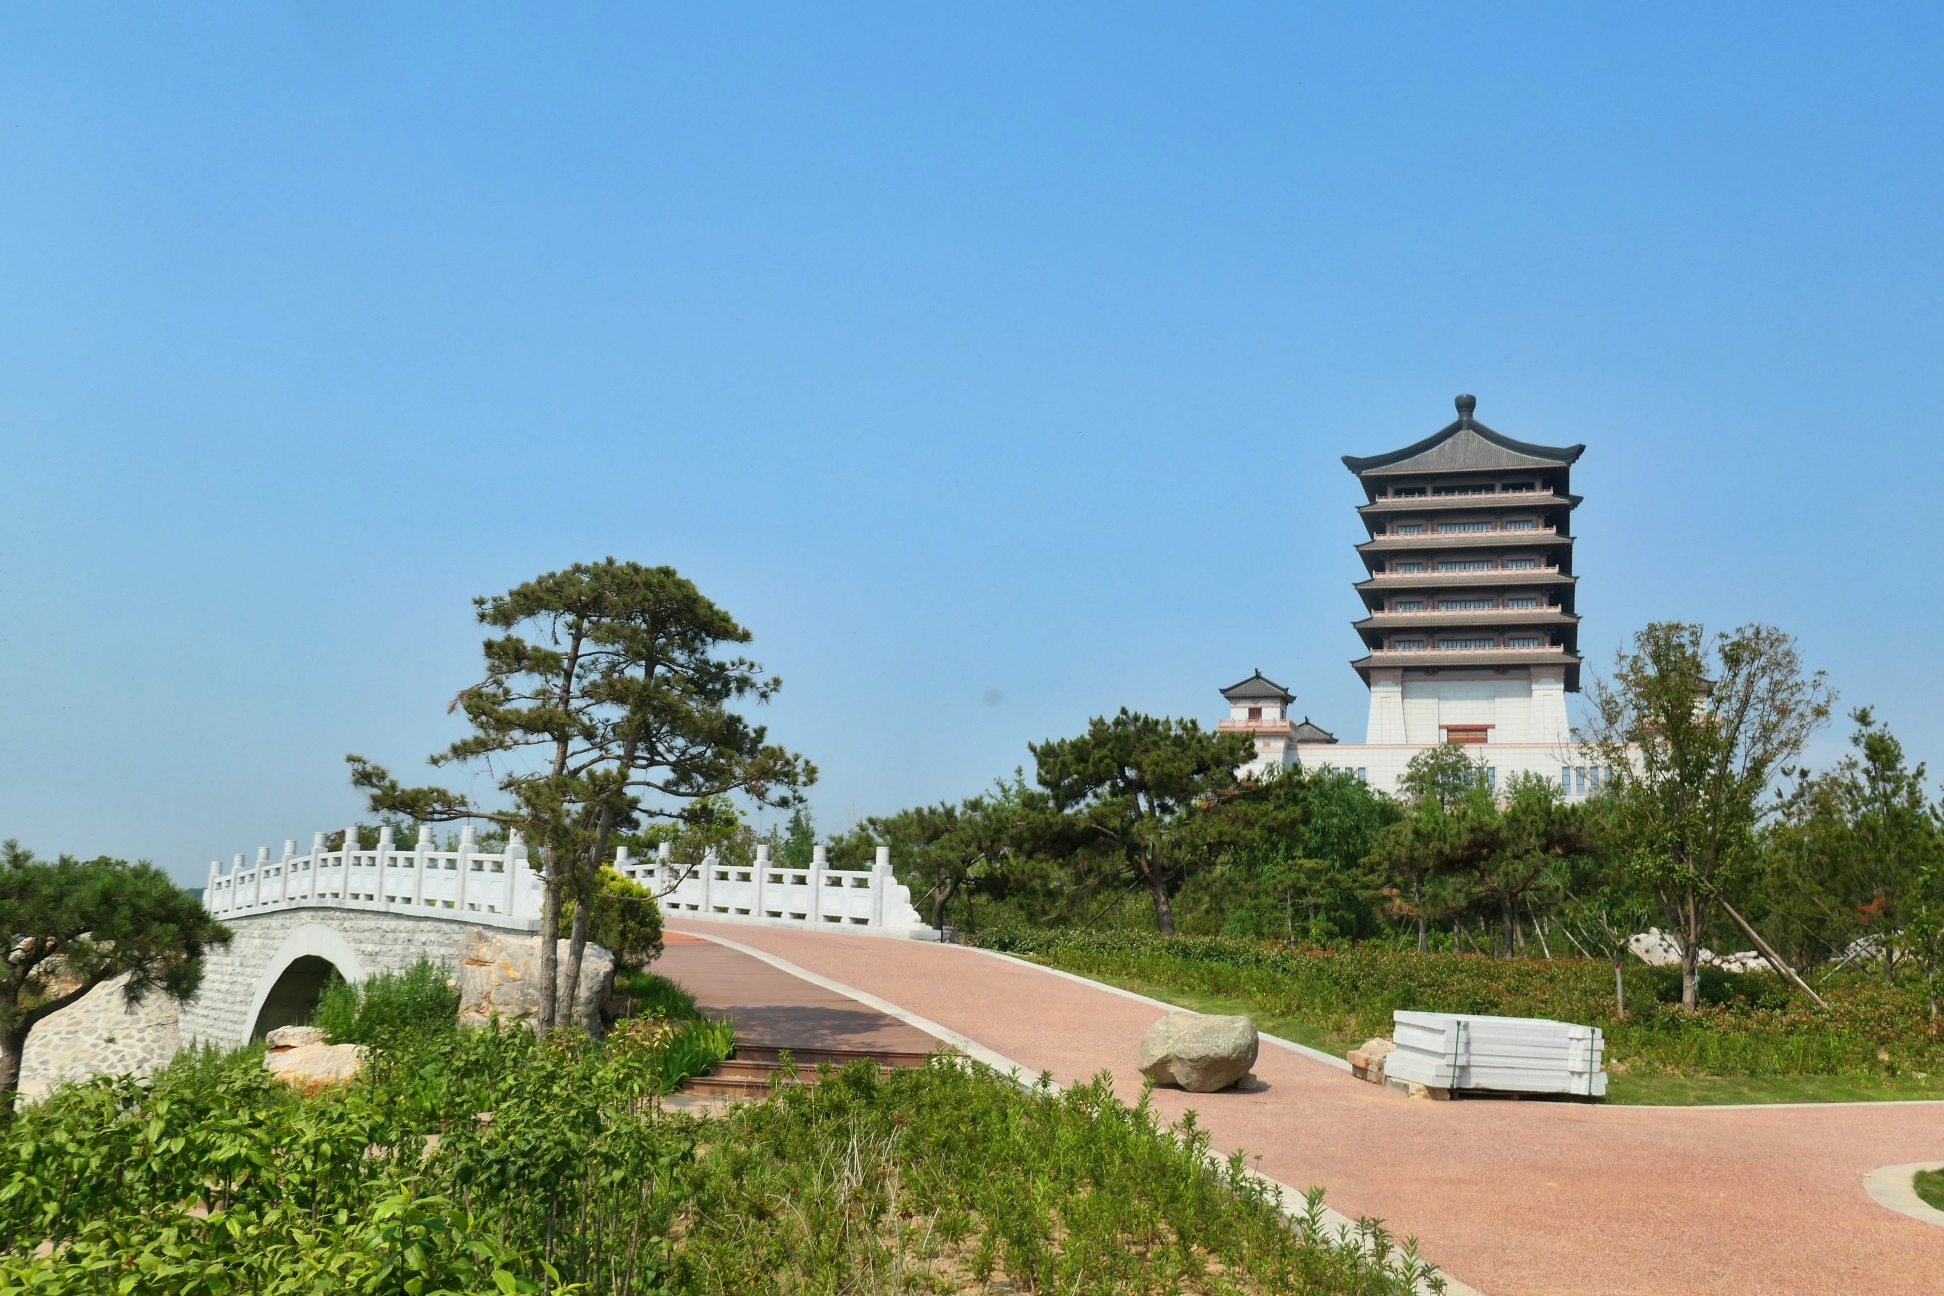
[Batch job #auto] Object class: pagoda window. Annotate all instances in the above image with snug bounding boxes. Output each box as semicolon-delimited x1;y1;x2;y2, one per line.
1503;482;1535;492
1393;523;1424;535
1247;706;1262;720
1438;637;1496;650
1439;598;1495;610
1438;559;1494;572
1392;639;1426;651
1392;599;1425;611
1507;635;1543;648
1392;486;1426;497
1394;561;1426;573
1504;520;1536;531
1437;521;1493;533
1434;484;1495;496
1504;558;1539;570
1506;596;1540;609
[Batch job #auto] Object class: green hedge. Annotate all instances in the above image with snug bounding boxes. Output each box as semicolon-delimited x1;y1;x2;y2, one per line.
977;928;1944;1078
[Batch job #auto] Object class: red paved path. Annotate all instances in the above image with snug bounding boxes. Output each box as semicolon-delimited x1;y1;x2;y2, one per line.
667;918;1944;1296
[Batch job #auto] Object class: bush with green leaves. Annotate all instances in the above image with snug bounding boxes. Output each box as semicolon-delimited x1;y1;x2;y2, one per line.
312;957;462;1046
1;998;1431;1293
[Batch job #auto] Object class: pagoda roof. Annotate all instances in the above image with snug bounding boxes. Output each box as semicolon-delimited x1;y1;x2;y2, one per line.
1291;717;1337;743
1343;395;1584;476
1220;670;1293;703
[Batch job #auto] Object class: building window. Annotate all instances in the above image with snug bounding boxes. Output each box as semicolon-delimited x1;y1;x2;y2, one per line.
1392;599;1426;611
1392;639;1425;651
1487;766;1497;789
1505;520;1536;531
1434;484;1495;496
1392;486;1426;497
1438;560;1494;572
1394;523;1424;535
1356;767;1367;783
1394;561;1426;573
1247;706;1262;720
1438;637;1496;650
1437;521;1493;533
1444;725;1491;745
1439;598;1495;610
1505;558;1538;570
1506;596;1540;608
1503;482;1535;492
1507;635;1543;648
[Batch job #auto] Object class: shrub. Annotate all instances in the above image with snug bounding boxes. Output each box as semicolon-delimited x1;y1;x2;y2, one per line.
313;958;461;1046
560;866;666;968
617;969;702;1021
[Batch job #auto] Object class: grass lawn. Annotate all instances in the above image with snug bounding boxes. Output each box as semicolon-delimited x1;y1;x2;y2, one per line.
1022;957;1944;1108
1916;1167;1944;1210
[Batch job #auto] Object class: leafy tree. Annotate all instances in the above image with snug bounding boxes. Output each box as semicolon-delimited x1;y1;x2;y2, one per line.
560;865;665;969
1476;773;1595;955
1030;710;1255;935
0;842;231;1109
1584;622;1833;1007
1762;708;1939;982
872;781;1029;931
776;806;817;871
1366;747;1495;951
350;560;812;1032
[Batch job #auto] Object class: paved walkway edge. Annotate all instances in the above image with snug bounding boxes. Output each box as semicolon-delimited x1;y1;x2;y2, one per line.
678;926;1480;1296
1863;1161;1944;1227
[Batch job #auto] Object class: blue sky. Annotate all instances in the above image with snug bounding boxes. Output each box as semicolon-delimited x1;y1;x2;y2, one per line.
4;5;1941;883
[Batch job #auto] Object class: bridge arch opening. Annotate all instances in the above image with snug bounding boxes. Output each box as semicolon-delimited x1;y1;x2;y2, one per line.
250;955;342;1039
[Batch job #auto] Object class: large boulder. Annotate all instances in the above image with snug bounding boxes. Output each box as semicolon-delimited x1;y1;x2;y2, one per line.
1138;1012;1259;1093
263;1025;363;1096
456;928;614;1035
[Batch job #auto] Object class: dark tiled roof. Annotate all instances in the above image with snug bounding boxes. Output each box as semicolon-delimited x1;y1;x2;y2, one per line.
1220;670;1293;703
1343;396;1584;476
1291;717;1337;743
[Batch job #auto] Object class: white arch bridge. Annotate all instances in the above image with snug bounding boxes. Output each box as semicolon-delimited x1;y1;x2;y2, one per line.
184;825;929;1047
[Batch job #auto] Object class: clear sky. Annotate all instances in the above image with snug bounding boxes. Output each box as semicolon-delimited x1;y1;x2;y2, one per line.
4;5;1942;884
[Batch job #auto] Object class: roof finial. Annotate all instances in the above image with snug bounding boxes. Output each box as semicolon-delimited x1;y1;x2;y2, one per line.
1455;393;1476;427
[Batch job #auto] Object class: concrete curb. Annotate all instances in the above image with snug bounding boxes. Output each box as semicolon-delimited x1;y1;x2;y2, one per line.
1863;1161;1944;1227
676;924;1480;1295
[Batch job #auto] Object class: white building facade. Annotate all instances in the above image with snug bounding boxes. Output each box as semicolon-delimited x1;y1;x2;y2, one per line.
1231;395;1615;802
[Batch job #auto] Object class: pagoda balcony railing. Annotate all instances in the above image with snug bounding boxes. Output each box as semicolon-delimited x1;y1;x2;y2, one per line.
1359;489;1567;512
1366;644;1573;658
1367;605;1564;618
1363;566;1564;581
1362;527;1564;547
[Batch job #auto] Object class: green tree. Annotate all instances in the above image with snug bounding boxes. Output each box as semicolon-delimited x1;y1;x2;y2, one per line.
560;865;665;969
1584;622;1834;1007
871;780;1029;931
1477;773;1595;956
351;560;812;1032
1762;708;1940;981
776;806;817;871
0;842;231;1108
1366;746;1495;951
1030;710;1255;935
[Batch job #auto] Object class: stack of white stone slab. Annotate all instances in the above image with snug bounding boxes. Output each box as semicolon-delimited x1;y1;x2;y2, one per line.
1387;1010;1606;1097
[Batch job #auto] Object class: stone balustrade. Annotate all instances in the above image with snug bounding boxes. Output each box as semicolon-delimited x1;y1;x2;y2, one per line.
619;842;929;934
203;825;544;930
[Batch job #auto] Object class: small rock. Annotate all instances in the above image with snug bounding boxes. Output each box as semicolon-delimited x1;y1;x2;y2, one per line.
265;1025;325;1050
1349;1036;1395;1084
1138;1012;1259;1093
264;1041;363;1096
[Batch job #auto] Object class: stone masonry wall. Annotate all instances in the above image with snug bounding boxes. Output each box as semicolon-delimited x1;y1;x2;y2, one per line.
18;973;182;1103
176;909;482;1048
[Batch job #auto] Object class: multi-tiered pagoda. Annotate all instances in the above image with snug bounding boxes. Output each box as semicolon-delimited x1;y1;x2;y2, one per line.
1339;394;1583;753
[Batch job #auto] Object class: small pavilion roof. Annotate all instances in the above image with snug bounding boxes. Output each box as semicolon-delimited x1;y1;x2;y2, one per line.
1343;395;1584;476
1290;717;1337;743
1220;670;1293;704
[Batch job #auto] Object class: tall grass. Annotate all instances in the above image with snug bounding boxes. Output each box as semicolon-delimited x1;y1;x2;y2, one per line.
979;928;1944;1078
313;957;462;1046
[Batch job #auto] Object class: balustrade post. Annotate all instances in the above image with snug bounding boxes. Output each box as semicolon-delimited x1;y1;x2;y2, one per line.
206;860;222;914
657;841;672;892
343;825;360;904
310;832;326;902
233;854;247;908
614;844;632;882
279;840;296;905
753;844;769;917
457;825;475;912
412;824;432;908
506;829;527;921
872;846;892;927
810;844;827;923
376;826;395;910
701;847;717;913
